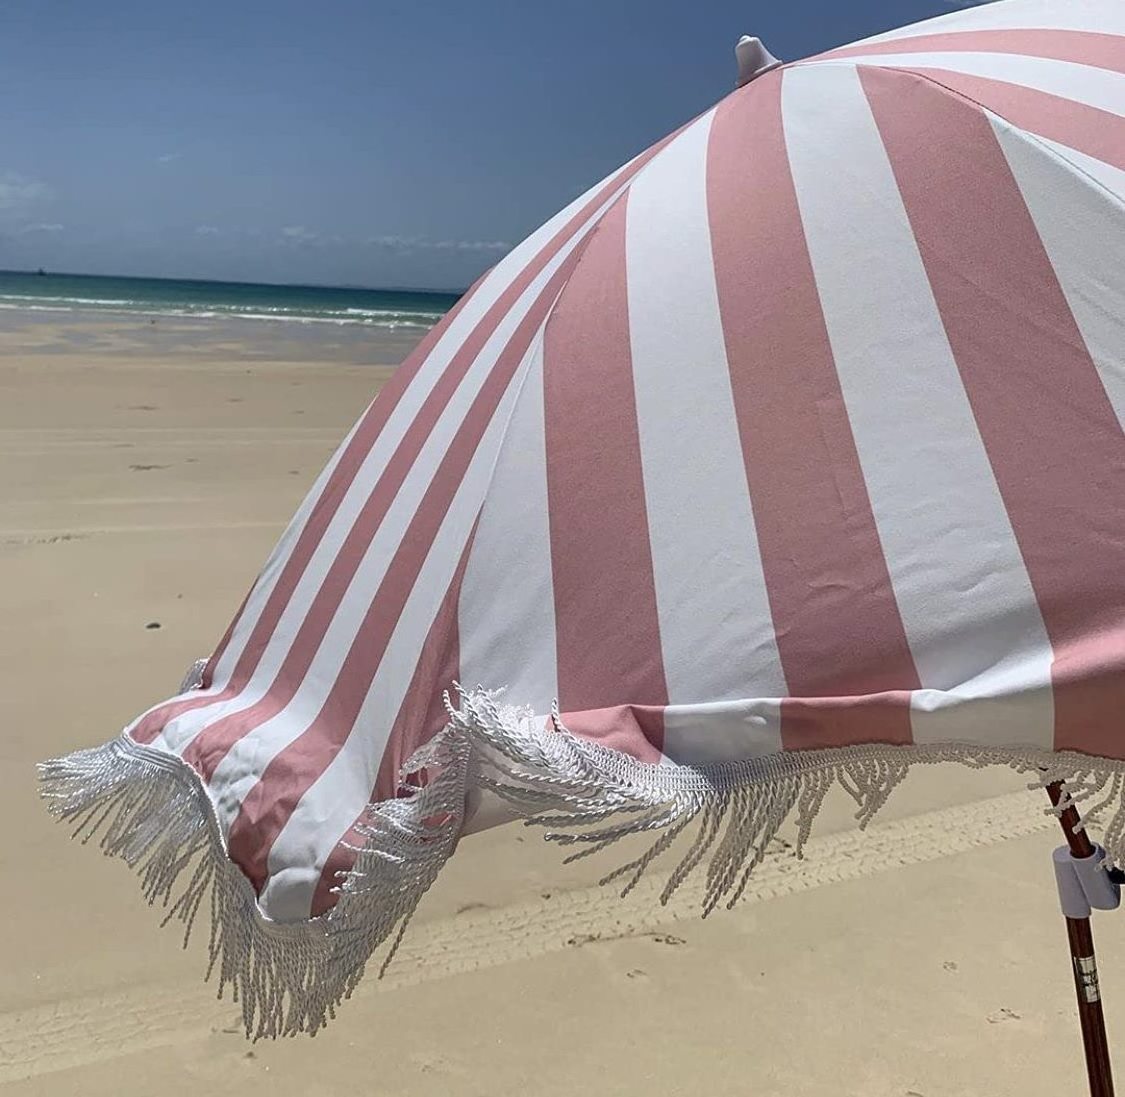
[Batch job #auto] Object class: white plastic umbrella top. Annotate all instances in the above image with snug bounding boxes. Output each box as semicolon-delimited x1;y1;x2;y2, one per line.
735;35;782;86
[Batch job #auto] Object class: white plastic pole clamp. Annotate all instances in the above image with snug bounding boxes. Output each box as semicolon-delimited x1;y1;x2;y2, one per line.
1053;844;1122;919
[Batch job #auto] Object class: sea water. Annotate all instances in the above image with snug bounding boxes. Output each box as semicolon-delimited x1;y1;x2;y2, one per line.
0;270;459;331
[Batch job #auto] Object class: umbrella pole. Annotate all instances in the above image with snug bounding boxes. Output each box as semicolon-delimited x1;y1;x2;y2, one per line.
1047;780;1116;1097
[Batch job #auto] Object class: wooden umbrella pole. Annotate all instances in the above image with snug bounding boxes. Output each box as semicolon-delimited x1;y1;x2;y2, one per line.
1047;781;1116;1097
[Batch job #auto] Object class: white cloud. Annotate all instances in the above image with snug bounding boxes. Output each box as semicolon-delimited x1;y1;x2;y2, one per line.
157;152;182;163
278;226;345;248
18;222;63;234
281;225;318;243
366;234;509;254
194;225;220;236
273;227;511;255
0;172;47;211
366;233;412;248
437;239;511;252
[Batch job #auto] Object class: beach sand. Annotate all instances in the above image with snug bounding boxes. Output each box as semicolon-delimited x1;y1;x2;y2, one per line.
3;313;1123;1095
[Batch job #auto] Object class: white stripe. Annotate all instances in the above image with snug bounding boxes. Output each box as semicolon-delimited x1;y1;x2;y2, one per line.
196;228;606;819
152;173;641;757
782;63;1055;748
852;0;1125;45
812;51;1125;118
152;147;651;747
995;117;1125;430
226;132;694;825
623;109;786;760
661;700;784;765
458;340;559;711
260;328;548;921
1035;135;1125;201
127;412;365;723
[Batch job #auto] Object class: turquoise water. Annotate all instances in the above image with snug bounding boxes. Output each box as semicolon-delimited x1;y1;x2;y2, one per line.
0;270;460;330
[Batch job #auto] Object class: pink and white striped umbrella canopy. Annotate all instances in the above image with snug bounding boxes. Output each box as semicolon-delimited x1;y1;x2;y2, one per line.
44;0;1125;1037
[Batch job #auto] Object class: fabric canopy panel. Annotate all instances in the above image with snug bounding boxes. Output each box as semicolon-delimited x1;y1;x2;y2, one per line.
43;0;1125;1038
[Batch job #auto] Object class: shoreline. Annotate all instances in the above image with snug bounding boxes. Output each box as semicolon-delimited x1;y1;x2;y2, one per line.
0;270;460;335
0;308;428;365
0;302;440;330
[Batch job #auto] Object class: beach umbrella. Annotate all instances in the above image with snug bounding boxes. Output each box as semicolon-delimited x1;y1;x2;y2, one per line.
42;0;1125;1088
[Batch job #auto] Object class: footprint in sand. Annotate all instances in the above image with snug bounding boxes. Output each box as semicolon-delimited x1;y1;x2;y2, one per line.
454;902;490;916
0;792;1056;1083
2;532;90;546
986;1008;1021;1024
129;464;170;471
566;930;687;949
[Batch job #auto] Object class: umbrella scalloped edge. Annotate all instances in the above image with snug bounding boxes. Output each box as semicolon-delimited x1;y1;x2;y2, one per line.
37;684;1125;1039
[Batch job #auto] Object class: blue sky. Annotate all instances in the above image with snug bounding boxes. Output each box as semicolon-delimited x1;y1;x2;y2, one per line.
1;0;976;290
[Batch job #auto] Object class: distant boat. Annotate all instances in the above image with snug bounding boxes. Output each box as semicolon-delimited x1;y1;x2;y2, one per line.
36;268;46;276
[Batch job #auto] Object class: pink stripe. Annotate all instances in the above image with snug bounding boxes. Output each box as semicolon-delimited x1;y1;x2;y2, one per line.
560;705;667;762
370;523;479;805
226;252;587;894
707;72;919;751
201;289;480;683
308;528;474;918
130;276;484;743
821;29;1125;75
197;586;253;691
134;144;670;751
896;67;1125;172
543;194;668;762
181;144;674;779
182;282;519;779
862;66;1125;758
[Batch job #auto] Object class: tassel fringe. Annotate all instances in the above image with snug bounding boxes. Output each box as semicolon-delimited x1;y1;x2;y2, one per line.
39;684;1125;1038
38;739;334;1038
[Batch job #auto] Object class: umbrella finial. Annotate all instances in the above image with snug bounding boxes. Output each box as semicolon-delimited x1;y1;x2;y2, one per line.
735;35;782;88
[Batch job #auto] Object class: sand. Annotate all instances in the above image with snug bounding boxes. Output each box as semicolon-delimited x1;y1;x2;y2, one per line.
2;312;1123;1095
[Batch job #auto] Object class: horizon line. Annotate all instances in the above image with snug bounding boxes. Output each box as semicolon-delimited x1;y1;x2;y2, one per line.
0;267;469;297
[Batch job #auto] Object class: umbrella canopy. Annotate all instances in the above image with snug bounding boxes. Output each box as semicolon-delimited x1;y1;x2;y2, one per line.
43;0;1125;1040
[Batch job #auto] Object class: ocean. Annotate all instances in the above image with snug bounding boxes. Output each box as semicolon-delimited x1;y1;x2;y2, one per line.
0;270;460;331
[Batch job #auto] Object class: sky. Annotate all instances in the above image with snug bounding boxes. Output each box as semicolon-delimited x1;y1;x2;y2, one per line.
0;0;984;291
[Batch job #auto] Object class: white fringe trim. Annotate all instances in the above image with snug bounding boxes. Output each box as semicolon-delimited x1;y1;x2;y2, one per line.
39;684;1125;1038
38;738;336;1038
